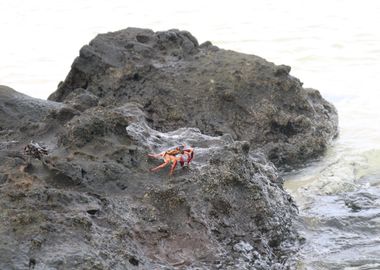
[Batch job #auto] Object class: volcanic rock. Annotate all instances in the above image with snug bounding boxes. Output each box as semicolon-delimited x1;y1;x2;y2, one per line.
49;27;338;169
0;27;338;269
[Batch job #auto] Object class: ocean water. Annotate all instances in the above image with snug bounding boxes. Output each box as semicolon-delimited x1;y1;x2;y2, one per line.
1;0;380;269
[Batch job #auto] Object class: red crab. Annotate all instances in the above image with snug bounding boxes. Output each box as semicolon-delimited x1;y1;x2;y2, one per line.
148;145;194;175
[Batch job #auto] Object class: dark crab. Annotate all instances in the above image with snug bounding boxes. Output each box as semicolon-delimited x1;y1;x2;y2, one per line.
24;142;48;160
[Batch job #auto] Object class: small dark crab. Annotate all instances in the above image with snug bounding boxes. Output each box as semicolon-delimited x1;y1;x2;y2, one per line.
24;141;48;160
148;145;194;175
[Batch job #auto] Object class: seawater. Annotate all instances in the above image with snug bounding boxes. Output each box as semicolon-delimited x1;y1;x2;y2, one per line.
1;0;380;269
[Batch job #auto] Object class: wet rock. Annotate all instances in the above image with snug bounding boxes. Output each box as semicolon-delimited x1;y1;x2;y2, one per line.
29;258;36;269
48;28;338;169
0;27;337;269
0;96;300;268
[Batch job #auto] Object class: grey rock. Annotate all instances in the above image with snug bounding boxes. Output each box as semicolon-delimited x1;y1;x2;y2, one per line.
0;27;337;269
48;27;338;169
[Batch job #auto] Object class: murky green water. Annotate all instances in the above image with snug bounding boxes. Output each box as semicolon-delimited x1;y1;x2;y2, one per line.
285;146;380;269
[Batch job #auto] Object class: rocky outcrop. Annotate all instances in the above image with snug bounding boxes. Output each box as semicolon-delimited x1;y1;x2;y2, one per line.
49;27;338;169
0;27;337;269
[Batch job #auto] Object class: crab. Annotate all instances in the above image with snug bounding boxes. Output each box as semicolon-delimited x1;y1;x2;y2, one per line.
24;141;48;160
148;145;194;175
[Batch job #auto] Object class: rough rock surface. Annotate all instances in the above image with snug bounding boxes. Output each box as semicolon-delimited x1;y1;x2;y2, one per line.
1;28;337;269
49;27;338;169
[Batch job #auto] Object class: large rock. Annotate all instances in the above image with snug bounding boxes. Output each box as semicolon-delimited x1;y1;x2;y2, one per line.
49;27;338;169
0;90;299;269
0;27;337;269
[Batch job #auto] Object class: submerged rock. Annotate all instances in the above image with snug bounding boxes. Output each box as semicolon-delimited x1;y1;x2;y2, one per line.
0;27;337;269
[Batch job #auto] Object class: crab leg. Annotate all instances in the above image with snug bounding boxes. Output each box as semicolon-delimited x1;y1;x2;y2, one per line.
169;159;178;175
150;160;170;172
148;153;164;158
183;149;194;165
